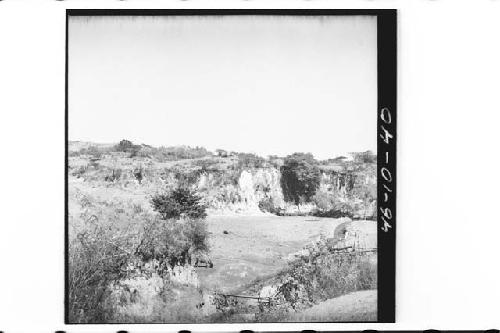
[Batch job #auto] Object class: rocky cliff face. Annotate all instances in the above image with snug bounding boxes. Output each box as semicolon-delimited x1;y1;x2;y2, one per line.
194;168;282;214
194;166;376;217
69;153;376;218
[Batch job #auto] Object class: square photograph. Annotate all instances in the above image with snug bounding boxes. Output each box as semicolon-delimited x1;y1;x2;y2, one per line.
66;10;396;324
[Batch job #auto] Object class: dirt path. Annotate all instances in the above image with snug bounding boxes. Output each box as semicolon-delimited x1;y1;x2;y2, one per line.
289;289;377;322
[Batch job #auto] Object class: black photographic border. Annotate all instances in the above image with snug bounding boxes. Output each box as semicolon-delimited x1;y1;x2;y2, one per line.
65;9;397;325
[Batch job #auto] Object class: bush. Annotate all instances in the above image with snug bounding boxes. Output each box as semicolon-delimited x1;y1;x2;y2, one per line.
216;149;228;157
104;279;206;323
68;206;141;323
312;191;336;212
151;187;207;220
237;153;266;169
115;139;134;152
312;201;354;219
258;196;281;215
155;146;211;161
135;217;210;267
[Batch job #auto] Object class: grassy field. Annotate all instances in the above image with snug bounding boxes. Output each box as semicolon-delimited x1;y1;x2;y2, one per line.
198;215;350;293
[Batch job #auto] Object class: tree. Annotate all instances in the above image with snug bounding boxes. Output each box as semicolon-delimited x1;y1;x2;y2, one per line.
151;187;207;220
142;187;210;266
113;139;142;157
280;153;321;205
216;149;228;157
115;139;134;152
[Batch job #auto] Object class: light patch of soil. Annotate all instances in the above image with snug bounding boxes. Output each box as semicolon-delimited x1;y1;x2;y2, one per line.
289;289;377;322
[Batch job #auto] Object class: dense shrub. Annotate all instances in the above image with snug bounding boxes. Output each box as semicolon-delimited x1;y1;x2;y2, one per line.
237;153;266;169
258;196;282;215
151;187;207;220
112;139;141;157
135;217;210;266
312;191;336;212
280;153;321;205
216;149;229;157
312;200;356;218
115;139;134;152
155;145;211;161
105;281;205;323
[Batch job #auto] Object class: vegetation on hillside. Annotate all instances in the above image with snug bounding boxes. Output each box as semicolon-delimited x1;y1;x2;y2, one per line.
68;139;376;219
68;184;210;323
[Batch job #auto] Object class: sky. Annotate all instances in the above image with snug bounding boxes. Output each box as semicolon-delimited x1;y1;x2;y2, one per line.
68;15;377;160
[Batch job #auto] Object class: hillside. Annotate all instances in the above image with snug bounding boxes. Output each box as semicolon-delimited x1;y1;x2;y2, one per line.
67;139;377;323
68;140;376;219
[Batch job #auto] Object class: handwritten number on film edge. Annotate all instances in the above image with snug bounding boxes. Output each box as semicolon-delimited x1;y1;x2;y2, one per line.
380;107;393;233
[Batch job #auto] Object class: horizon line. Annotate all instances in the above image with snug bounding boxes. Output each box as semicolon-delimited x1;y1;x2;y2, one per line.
68;138;376;161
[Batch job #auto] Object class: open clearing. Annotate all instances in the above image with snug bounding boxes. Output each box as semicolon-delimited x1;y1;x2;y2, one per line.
198;215;351;293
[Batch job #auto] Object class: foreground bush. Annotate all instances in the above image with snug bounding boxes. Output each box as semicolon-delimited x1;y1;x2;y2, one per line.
135;217;210;267
105;281;205;323
68;203;145;323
